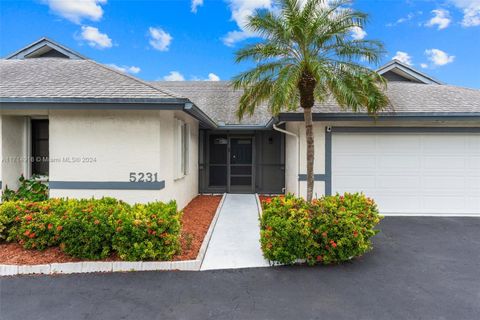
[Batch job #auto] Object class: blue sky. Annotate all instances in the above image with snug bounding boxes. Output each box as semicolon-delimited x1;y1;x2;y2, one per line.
1;0;479;88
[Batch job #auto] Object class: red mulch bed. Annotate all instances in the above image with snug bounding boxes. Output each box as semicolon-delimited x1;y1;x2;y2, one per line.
0;195;221;265
173;195;221;261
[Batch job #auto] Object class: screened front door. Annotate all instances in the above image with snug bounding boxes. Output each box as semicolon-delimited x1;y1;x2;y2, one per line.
229;137;254;193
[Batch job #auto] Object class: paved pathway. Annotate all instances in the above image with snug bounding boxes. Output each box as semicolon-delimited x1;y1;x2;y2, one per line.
200;194;270;270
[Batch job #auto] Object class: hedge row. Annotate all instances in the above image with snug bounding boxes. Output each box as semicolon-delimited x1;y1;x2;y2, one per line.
260;193;382;265
0;198;182;261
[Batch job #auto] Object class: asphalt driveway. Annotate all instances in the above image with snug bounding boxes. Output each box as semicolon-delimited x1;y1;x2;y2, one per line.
1;217;479;320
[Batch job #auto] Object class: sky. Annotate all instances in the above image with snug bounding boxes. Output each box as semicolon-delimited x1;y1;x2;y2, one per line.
0;0;479;88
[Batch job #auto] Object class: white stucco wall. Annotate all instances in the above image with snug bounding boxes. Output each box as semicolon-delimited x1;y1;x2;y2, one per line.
48;110;199;209
284;119;480;199
1;116;28;191
284;121;326;198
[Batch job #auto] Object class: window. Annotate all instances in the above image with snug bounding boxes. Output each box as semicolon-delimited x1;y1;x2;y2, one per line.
174;119;189;179
31;119;49;176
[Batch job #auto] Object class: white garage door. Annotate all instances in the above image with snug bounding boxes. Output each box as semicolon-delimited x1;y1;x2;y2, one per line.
332;132;480;215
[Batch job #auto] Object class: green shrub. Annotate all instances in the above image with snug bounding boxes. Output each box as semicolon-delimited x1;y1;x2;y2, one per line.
260;193;382;265
112;201;182;261
2;175;48;202
0;197;182;261
0;202;19;240
59;198;130;260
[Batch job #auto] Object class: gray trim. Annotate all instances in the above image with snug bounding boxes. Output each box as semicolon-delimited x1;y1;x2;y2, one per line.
376;60;442;84
298;174;327;181
0;181;2;189
325;128;332;196
0;97;189;105
49;181;165;190
278;112;480;122
5;37;87;60
297;127;332;195
332;127;480;133
216;125;273;130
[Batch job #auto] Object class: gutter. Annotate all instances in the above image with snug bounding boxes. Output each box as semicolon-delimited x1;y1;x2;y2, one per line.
273;121;300;196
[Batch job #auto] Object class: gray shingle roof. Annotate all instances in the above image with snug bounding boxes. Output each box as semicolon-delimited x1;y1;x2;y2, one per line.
153;81;480;125
152;81;272;126
0;58;178;100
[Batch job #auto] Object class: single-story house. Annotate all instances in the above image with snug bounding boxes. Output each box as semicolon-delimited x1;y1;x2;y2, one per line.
1;38;479;215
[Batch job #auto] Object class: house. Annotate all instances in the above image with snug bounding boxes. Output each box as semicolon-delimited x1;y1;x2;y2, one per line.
1;38;479;215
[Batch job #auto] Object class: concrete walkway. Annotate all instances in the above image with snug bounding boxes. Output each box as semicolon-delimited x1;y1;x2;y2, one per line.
200;194;270;270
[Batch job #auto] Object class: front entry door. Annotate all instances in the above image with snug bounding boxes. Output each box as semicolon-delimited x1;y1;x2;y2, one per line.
229;137;254;193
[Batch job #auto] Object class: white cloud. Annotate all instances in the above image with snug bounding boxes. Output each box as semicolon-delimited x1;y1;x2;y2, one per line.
191;0;203;13
163;71;185;81
392;51;413;66
207;73;220;81
222;0;273;46
420;63;428;68
425;48;455;66
426;9;451;30
449;0;480;27
386;11;422;27
148;27;172;51
350;26;367;40
108;64;141;74
43;0;107;24
80;26;112;49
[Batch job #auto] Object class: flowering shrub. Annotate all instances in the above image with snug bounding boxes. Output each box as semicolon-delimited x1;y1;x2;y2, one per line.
7;201;63;250
0;198;182;261
260;193;382;265
112;201;181;261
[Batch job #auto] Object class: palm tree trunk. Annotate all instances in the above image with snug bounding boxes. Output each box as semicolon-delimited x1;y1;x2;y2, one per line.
304;107;314;201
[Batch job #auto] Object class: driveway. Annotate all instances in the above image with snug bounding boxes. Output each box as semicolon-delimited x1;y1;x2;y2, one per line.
1;217;479;320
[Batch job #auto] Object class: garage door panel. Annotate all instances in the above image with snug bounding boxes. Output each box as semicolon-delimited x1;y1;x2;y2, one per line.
375;196;422;213
422;136;466;154
423;157;466;170
378;155;420;169
332;132;480;215
467;137;480;154
333;155;376;170
333;175;376;189
376;135;421;152
376;175;420;189
333;135;376;153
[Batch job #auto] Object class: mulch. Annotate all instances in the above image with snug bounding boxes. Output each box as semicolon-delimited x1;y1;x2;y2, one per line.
0;195;222;265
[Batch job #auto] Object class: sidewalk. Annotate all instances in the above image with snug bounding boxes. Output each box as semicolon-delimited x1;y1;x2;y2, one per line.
200;194;270;270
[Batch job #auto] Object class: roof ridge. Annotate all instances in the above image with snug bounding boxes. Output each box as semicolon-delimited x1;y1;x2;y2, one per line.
87;59;180;99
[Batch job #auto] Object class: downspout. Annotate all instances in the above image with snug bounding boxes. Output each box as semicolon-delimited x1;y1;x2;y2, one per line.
273;122;300;196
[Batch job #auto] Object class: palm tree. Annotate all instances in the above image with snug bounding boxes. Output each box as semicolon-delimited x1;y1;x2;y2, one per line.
232;0;389;201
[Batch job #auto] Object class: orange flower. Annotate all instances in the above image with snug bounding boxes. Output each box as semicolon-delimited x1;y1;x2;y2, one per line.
25;215;33;221
23;230;31;236
48;224;53;230
29;233;36;239
116;227;122;232
316;255;323;262
57;225;63;231
94;219;100;225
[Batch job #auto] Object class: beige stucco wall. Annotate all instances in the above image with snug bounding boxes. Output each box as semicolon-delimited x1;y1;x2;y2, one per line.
284;119;480;198
1;115;28;191
0;109;200;209
48;110;199;209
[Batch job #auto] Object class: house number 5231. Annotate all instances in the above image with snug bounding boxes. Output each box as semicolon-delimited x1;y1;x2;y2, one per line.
129;172;159;182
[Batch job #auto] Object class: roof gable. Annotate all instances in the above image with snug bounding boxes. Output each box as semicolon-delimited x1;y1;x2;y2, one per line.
5;37;86;60
377;60;442;84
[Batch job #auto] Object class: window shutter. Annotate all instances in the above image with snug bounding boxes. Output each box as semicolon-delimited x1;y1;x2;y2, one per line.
183;123;190;175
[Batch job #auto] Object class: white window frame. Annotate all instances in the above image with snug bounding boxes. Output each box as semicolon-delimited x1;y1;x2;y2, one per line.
174;118;190;180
